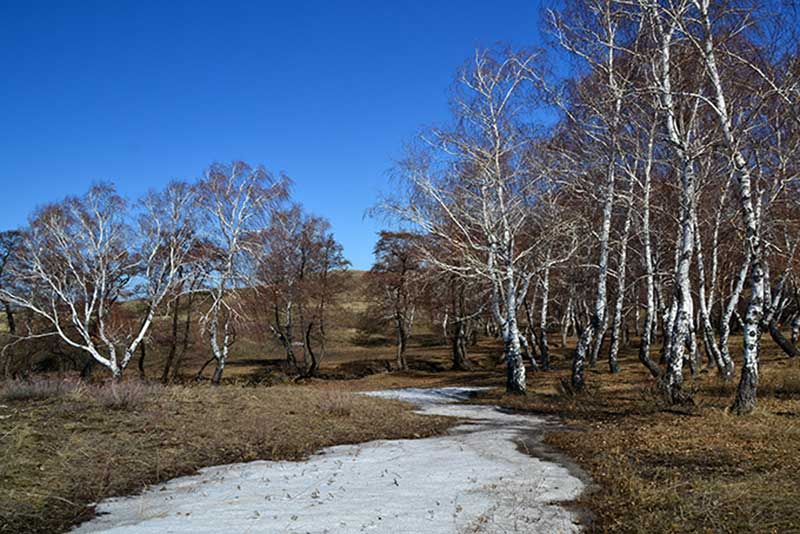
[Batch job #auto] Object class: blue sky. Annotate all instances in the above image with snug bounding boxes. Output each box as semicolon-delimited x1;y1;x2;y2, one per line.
0;1;544;269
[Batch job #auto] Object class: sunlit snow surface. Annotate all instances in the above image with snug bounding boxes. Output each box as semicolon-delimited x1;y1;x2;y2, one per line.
73;387;584;533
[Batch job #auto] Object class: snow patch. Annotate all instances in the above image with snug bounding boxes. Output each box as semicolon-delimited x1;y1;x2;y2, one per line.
73;387;584;533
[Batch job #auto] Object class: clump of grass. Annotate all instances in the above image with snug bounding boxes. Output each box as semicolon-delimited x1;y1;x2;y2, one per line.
314;390;354;417
86;381;161;410
0;377;163;411
0;376;83;402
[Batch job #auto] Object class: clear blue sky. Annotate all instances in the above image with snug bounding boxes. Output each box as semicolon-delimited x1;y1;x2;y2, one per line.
0;1;543;269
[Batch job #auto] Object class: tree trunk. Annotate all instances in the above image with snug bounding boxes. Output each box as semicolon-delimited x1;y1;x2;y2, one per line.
561;293;573;350
80;357;96;380
694;215;727;376
608;180;633;374
137;341;146;380
539;257;551;371
590;326;607;369
170;291;195;383
572;317;595;392
318;315;327;368
520;333;539;371
161;294;181;384
791;315;800;347
769;319;799;358
695;0;762;414
211;360;224;385
589;301;608;368
504;322;526;395
639;164;661;381
717;258;747;376
272;304;296;367
3;302;14;335
299;304;308;369
665;158;696;405
634;285;641;339
304;322;319;376
451;320;472;370
208;304;230;386
195;356;215;380
572;160;614;390
522;300;540;367
396;318;408;371
110;366;123;383
731;173;763;415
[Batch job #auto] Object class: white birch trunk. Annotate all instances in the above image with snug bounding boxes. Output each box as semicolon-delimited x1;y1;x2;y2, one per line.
696;0;764;413
637;124;661;379
649;11;698;402
503;271;527;394
665;157;696;403
571;160;614;390
608;179;633;373
561;293;574;350
692;193;734;378
539;252;551;370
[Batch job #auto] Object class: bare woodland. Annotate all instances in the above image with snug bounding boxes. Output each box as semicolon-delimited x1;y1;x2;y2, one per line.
1;0;800;419
0;163;349;384
379;0;800;414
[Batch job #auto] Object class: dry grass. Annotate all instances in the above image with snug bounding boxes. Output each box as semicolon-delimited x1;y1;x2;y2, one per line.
3;327;799;534
0;376;83;402
0;382;455;534
330;333;800;533
470;342;800;534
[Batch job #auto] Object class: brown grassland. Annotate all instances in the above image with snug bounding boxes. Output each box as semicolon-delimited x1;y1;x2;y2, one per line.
478;345;800;534
310;336;800;534
1;275;799;534
0;384;454;534
3;336;798;533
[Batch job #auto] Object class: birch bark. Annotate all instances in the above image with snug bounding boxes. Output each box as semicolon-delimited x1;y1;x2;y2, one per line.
608;178;633;373
694;0;765;413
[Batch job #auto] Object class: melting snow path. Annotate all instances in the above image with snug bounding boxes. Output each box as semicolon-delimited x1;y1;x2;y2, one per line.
73;387;585;534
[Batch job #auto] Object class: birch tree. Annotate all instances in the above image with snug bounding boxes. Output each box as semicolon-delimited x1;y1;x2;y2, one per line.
0;231;22;336
0;184;192;379
547;0;640;391
383;48;550;394
303;228;349;376
679;0;795;411
259;207;349;376
258;205;307;367
196;162;288;384
607;175;634;373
